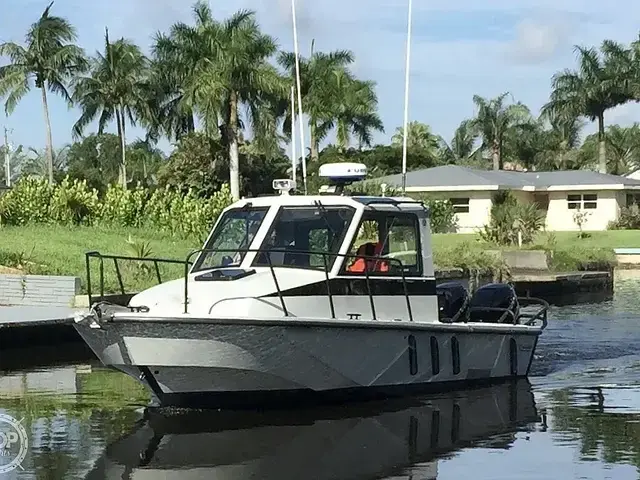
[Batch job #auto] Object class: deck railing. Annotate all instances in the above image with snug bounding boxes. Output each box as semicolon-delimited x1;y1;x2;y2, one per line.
85;249;547;328
85;248;413;321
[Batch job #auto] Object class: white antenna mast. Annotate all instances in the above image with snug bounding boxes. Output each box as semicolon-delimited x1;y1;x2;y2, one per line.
291;0;307;194
401;0;413;194
3;127;11;188
290;86;297;183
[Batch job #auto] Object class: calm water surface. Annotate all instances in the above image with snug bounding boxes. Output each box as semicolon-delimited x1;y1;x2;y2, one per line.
4;272;640;479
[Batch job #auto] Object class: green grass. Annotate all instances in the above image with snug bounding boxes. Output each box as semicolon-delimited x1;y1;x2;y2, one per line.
0;224;199;294
1;225;637;293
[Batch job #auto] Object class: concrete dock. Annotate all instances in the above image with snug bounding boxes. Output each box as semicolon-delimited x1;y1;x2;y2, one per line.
0;305;75;328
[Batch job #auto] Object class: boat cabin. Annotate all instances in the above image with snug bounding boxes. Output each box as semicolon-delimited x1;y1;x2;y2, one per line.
178;163;438;322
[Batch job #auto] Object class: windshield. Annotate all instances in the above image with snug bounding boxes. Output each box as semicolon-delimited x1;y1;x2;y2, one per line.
192;207;269;272
253;205;355;270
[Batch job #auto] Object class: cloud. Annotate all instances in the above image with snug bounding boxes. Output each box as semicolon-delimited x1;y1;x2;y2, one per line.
505;18;571;64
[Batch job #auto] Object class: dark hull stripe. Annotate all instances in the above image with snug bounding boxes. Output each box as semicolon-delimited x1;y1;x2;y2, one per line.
264;277;437;297
147;375;527;410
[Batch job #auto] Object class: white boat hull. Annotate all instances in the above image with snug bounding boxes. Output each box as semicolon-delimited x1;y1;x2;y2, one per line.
74;316;541;409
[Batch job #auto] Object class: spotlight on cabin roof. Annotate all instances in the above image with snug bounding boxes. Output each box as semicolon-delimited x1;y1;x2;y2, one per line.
272;178;296;195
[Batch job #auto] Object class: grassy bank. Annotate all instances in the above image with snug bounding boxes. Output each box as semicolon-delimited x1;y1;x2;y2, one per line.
432;230;640;273
1;225;637;293
0;225;198;294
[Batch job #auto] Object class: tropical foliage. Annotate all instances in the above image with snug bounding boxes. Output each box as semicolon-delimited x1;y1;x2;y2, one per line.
0;2;87;184
5;1;640;205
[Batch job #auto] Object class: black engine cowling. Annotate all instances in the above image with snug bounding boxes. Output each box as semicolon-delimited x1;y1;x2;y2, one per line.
468;283;519;323
436;282;469;323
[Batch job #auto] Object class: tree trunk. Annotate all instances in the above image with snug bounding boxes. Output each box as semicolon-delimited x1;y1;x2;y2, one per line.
597;113;607;173
492;139;500;170
40;86;54;184
120;109;127;189
309;122;319;162
228;91;241;201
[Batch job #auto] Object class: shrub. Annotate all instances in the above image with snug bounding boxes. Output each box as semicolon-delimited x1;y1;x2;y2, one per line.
101;184;149;227
549;247;617;271
610;204;640;230
422;199;457;233
434;242;509;278
0;176;234;240
0;177;52;225
479;192;545;246
48;177;100;225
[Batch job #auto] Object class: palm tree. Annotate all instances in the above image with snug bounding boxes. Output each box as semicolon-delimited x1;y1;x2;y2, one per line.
22;144;70;178
438;120;480;164
534;114;585;171
332;73;383;150
278;44;355;161
542;45;629;174
392;121;441;156
145;33;198;143
0;2;87;184
470;93;532;170
174;2;285;200
72;29;149;188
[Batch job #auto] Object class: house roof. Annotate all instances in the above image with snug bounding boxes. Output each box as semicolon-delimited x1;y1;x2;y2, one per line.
377;165;640;192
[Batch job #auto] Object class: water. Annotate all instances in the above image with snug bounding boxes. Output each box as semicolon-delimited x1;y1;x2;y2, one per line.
3;272;640;479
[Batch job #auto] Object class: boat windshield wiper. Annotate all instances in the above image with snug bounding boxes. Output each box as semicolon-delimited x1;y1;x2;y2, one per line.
313;200;337;239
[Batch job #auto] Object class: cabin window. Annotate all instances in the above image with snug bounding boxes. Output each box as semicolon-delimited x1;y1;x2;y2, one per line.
253;205;355;270
192;207;269;272
567;193;597;210
343;212;422;276
449;198;470;214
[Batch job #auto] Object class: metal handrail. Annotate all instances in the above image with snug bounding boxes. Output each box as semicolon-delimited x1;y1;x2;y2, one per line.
465;296;548;329
85;251;193;307
85;247;414;322
183;248;411;320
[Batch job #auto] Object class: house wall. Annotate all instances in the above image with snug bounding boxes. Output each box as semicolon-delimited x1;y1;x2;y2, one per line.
422;191;493;233
545;190;620;231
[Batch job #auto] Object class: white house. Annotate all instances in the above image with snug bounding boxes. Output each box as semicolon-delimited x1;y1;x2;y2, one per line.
379;165;640;233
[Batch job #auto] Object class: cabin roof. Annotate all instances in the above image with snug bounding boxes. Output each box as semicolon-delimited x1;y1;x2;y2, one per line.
232;194;427;212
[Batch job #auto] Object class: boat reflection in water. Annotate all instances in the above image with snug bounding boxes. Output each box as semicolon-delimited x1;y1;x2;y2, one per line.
86;380;539;480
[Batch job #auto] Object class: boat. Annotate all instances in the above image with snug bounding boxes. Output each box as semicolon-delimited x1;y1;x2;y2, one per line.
84;380;540;480
74;163;549;409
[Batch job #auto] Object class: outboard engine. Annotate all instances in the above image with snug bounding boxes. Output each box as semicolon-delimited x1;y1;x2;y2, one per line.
436;282;469;323
468;283;520;324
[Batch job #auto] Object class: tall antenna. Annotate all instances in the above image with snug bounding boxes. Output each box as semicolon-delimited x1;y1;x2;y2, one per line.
401;0;413;194
290;86;297;183
3;127;11;188
291;0;307;194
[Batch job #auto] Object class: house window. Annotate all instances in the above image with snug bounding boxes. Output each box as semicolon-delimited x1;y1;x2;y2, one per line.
627;193;640;207
567;194;597;210
449;198;470;214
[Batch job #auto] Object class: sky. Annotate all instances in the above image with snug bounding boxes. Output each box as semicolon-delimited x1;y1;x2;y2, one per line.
2;0;640;154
